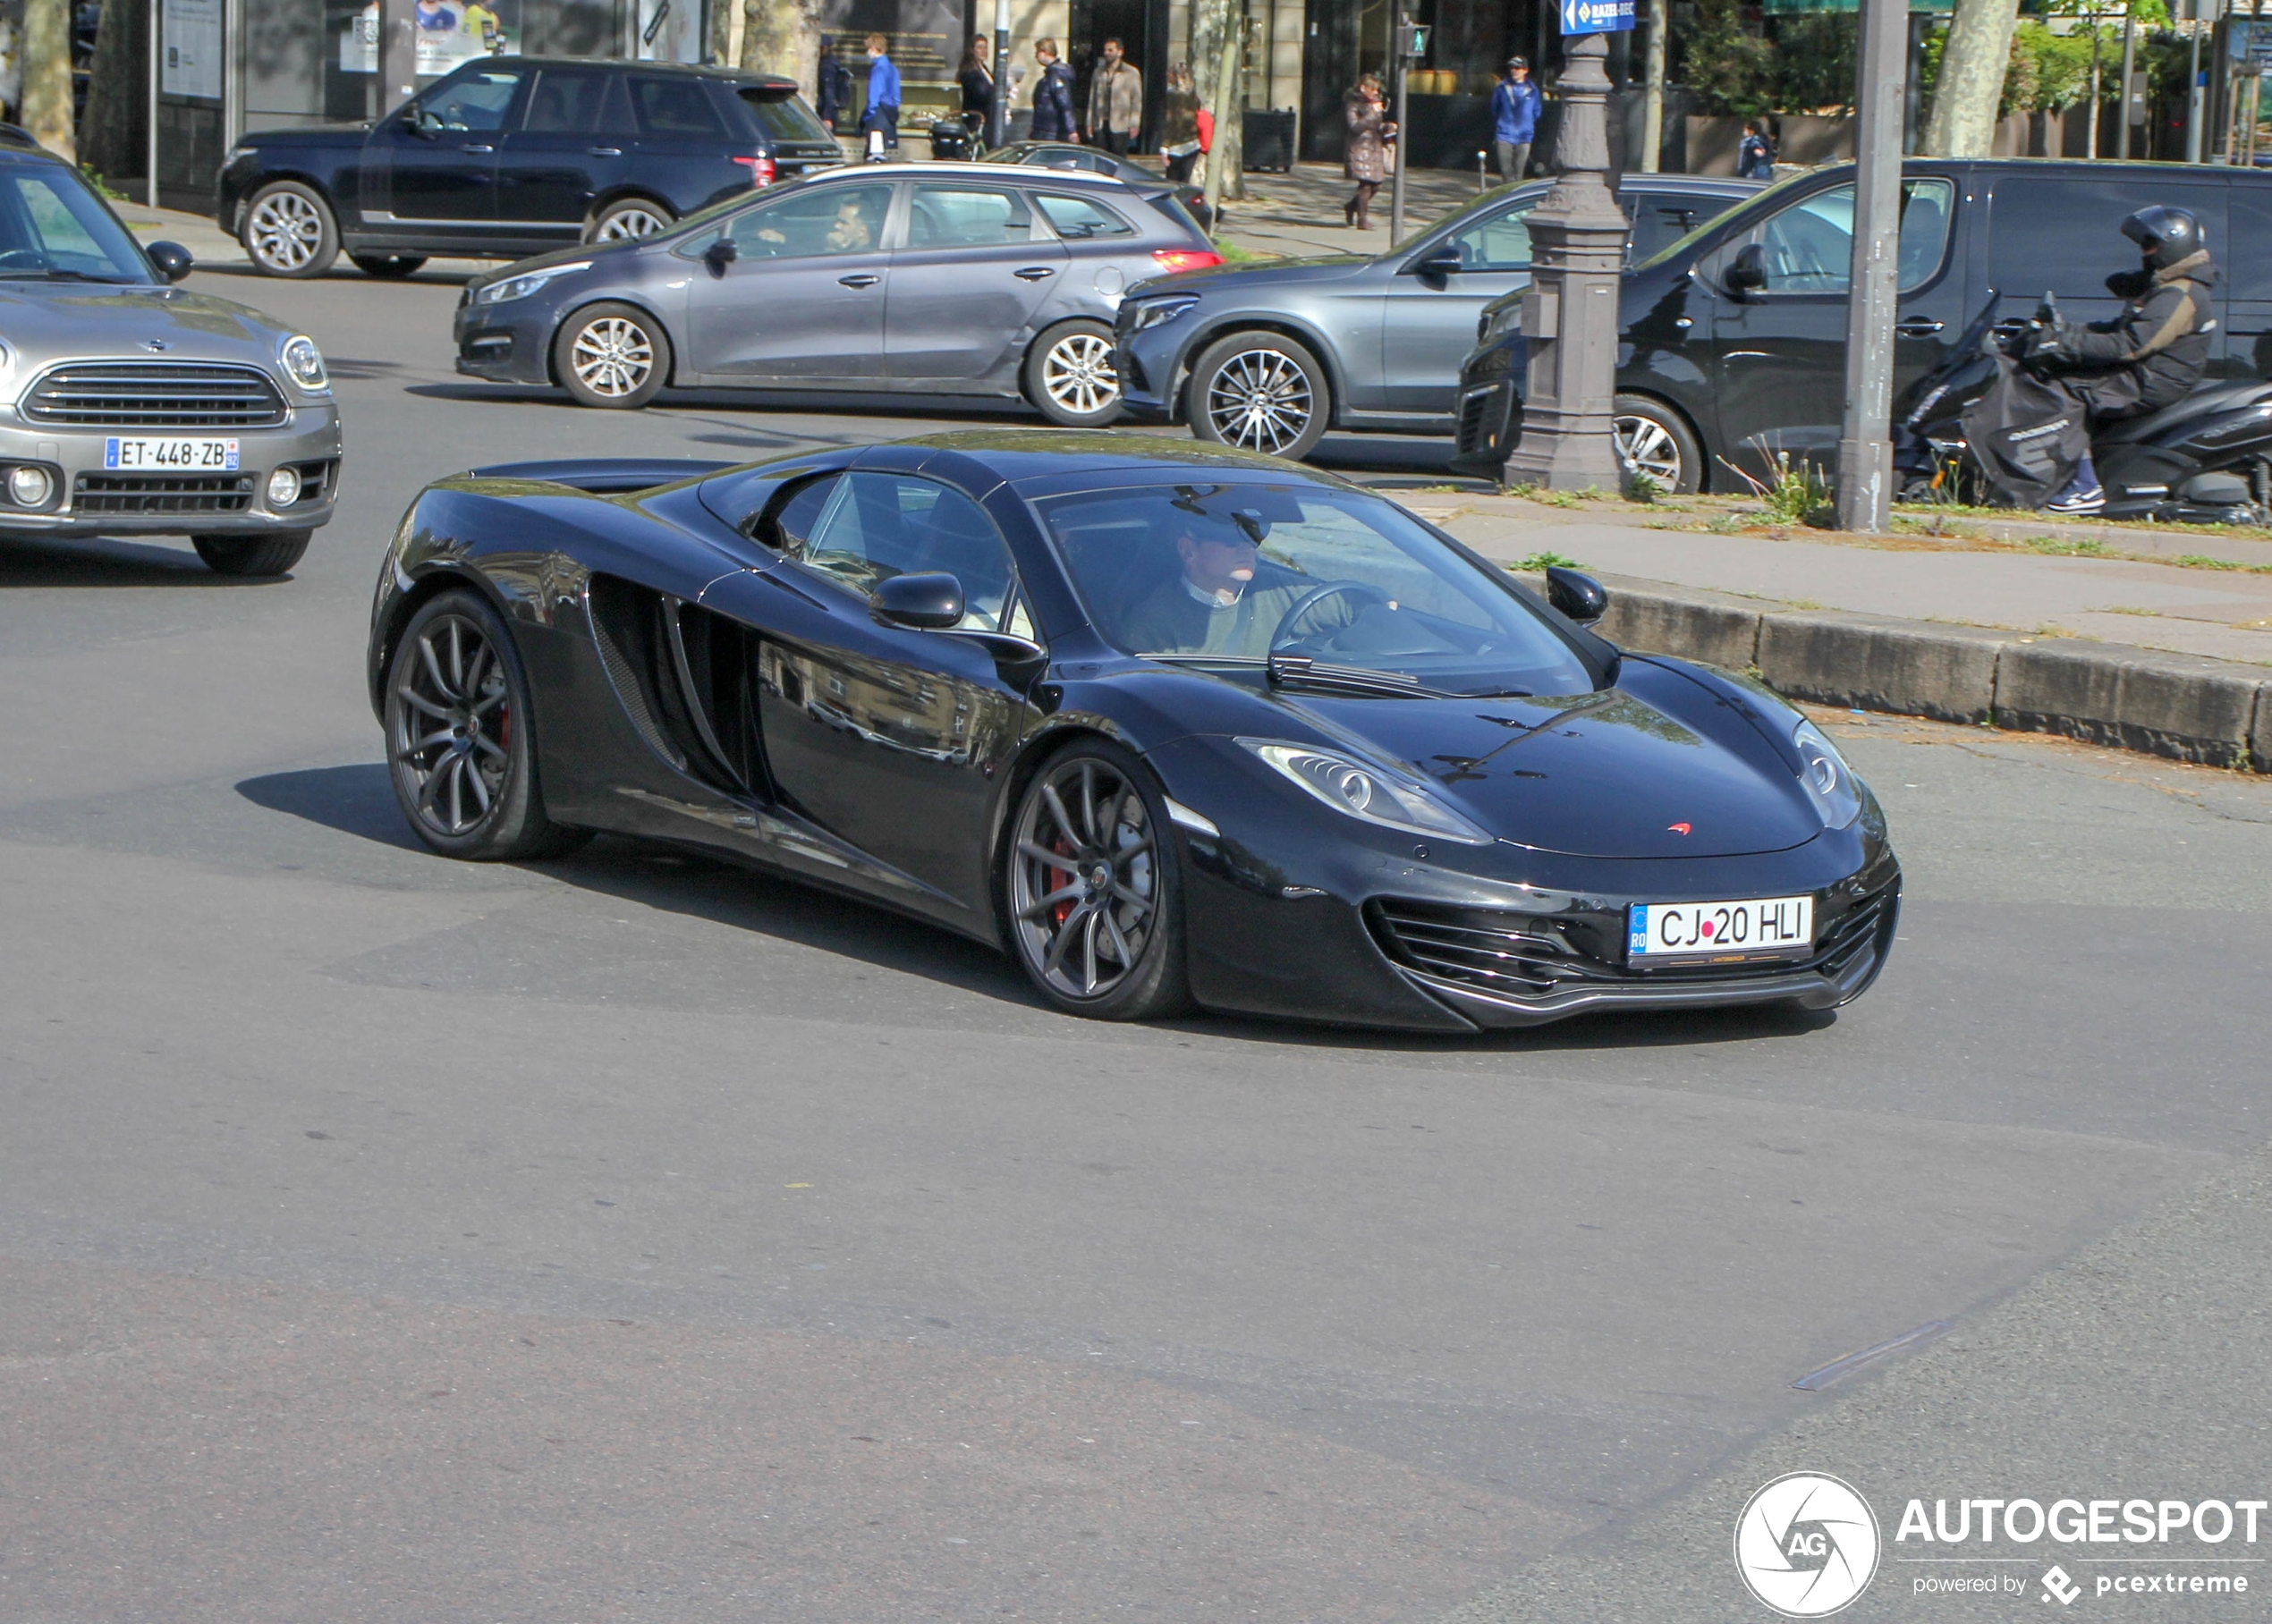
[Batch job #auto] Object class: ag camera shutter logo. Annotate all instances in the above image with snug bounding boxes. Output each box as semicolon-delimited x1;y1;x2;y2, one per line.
1734;1472;1882;1617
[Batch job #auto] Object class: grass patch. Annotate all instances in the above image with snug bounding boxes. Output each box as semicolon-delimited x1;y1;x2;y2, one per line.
1513;550;1585;571
2025;535;2111;556
80;166;128;201
2175;553;2246;571
1211;240;1279;264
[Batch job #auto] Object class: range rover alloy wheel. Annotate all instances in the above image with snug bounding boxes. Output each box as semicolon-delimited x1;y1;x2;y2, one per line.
1187;331;1331;461
1005;740;1190;1020
1026;320;1123;427
242;182;339;278
553;302;672;409
588;199;675;242
384;589;587;860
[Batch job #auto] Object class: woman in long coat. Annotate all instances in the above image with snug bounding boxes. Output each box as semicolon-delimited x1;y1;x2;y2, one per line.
1344;75;1395;230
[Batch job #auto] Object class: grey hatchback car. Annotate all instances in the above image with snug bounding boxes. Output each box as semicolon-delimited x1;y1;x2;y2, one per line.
454;161;1221;421
0;131;340;575
1113;173;1759;460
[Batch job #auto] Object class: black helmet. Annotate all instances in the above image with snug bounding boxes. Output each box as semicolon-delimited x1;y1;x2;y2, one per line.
2121;206;2204;271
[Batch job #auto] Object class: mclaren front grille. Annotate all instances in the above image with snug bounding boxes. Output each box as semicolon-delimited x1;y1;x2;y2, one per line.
72;473;254;513
1369;884;1895;996
23;362;288;428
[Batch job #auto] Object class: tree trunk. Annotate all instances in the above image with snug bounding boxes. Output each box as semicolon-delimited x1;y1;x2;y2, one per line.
1919;0;2019;156
739;0;817;101
81;0;147;182
1640;0;1667;173
21;0;74;164
1198;2;1245;210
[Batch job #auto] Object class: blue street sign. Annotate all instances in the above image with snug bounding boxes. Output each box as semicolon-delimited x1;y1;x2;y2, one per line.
1560;0;1636;33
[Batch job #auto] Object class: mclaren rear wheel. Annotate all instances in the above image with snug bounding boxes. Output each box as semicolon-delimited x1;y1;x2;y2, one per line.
1005;739;1191;1020
385;588;589;861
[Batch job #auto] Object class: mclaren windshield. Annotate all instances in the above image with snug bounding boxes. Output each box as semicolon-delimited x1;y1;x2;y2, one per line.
1036;480;1598;698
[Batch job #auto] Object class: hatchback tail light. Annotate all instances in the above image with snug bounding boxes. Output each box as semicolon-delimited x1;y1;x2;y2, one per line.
1151;248;1223;274
730;154;777;188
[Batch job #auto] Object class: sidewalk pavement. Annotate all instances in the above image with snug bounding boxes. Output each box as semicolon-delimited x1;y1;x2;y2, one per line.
1209;160;1489;258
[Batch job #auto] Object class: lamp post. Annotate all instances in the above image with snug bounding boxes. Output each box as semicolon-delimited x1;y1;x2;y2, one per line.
988;0;1011;149
1499;9;1632;492
1832;0;1908;532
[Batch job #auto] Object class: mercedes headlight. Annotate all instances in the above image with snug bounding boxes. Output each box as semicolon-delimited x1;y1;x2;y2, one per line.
279;334;328;392
1479;298;1523;348
1792;719;1862;829
475;260;592;306
1238;739;1492;845
1127;293;1198;334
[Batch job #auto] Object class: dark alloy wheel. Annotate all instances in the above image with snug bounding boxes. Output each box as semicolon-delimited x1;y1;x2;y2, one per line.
384;589;589;861
552;301;671;409
193;530;311;577
1005;740;1191;1019
350;252;428;278
1187;330;1332;461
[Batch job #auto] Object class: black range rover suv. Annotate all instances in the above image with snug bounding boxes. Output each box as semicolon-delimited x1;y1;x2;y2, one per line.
220;58;843;278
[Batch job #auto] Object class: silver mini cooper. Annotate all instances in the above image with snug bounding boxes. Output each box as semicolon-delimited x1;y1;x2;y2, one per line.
0;132;341;575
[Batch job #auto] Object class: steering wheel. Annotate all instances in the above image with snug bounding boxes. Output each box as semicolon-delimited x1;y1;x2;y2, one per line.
1267;580;1391;656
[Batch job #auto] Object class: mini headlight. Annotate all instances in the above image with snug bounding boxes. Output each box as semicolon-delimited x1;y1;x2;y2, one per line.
1792;719;1863;829
1127;294;1198;334
1238;739;1493;845
280;334;328;391
8;464;52;506
266;466;302;507
476;260;593;306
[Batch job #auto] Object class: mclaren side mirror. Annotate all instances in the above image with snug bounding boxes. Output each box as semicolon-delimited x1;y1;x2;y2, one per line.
1724;241;1768;296
704;235;739;275
146;241;193;282
870;571;964;630
1544;565;1608;625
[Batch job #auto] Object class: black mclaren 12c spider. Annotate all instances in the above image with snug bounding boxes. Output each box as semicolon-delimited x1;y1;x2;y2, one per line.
367;432;1900;1030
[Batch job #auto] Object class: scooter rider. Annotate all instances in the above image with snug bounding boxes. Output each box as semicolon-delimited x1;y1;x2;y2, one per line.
2029;206;2219;515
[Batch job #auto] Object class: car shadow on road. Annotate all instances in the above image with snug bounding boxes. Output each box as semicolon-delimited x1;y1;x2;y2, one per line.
0;534;276;588
235;761;1040;1007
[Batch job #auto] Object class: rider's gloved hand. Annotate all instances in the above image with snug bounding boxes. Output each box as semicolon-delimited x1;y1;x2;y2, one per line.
2105;267;2151;301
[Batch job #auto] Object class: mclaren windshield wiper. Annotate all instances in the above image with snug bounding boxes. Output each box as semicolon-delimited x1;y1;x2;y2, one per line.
1141;652;1532;700
0;269;138;283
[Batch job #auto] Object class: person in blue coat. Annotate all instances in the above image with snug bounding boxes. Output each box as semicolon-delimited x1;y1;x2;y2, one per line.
1030;38;1076;140
1737;118;1776;180
861;31;901;149
1491;57;1542;184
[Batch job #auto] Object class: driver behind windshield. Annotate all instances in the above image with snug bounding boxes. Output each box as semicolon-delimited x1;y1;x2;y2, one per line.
1119;507;1354;656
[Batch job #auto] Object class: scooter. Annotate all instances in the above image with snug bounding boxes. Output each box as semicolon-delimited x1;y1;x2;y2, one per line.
1895;292;2272;525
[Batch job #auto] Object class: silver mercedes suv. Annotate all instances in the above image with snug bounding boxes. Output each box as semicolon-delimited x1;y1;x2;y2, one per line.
0;130;341;575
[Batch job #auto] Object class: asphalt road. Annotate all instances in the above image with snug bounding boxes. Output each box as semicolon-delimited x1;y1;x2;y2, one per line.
2;266;2268;1622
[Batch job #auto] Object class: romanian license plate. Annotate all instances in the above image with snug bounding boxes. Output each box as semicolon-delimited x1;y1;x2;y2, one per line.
103;436;240;471
1629;895;1814;960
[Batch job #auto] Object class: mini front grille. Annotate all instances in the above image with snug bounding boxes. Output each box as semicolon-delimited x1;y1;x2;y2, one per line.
72;473;254;513
23;362;287;428
1370;884;1896;1000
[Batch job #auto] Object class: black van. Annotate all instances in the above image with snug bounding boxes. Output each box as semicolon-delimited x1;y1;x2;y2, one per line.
221;59;844;279
1450;159;2272;492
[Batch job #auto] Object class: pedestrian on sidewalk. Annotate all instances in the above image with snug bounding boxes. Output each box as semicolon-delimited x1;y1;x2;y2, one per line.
815;38;852;135
1737;118;1776;181
1490;57;1541;185
1344;75;1395;231
958;35;994;133
1160;63;1202;182
1085;37;1142;155
861;32;902;153
1030;38;1075;140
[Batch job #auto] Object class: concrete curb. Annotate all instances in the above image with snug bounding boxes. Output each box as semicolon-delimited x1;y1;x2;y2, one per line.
1537;572;2270;772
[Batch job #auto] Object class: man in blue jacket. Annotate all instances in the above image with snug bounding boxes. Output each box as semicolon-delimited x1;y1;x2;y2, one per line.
1491;56;1541;184
1030;38;1075;140
861;31;901;150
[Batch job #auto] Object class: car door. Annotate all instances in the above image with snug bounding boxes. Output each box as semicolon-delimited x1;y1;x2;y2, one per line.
496;66;635;237
742;469;1039;910
884;182;1068;384
682;181;896;382
372;63;525;227
1378;197;1538;415
1700;175;1960;482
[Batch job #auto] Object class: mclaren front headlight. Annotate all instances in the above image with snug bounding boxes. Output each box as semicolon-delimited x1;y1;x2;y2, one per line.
1238;739;1492;845
1792;719;1863;829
